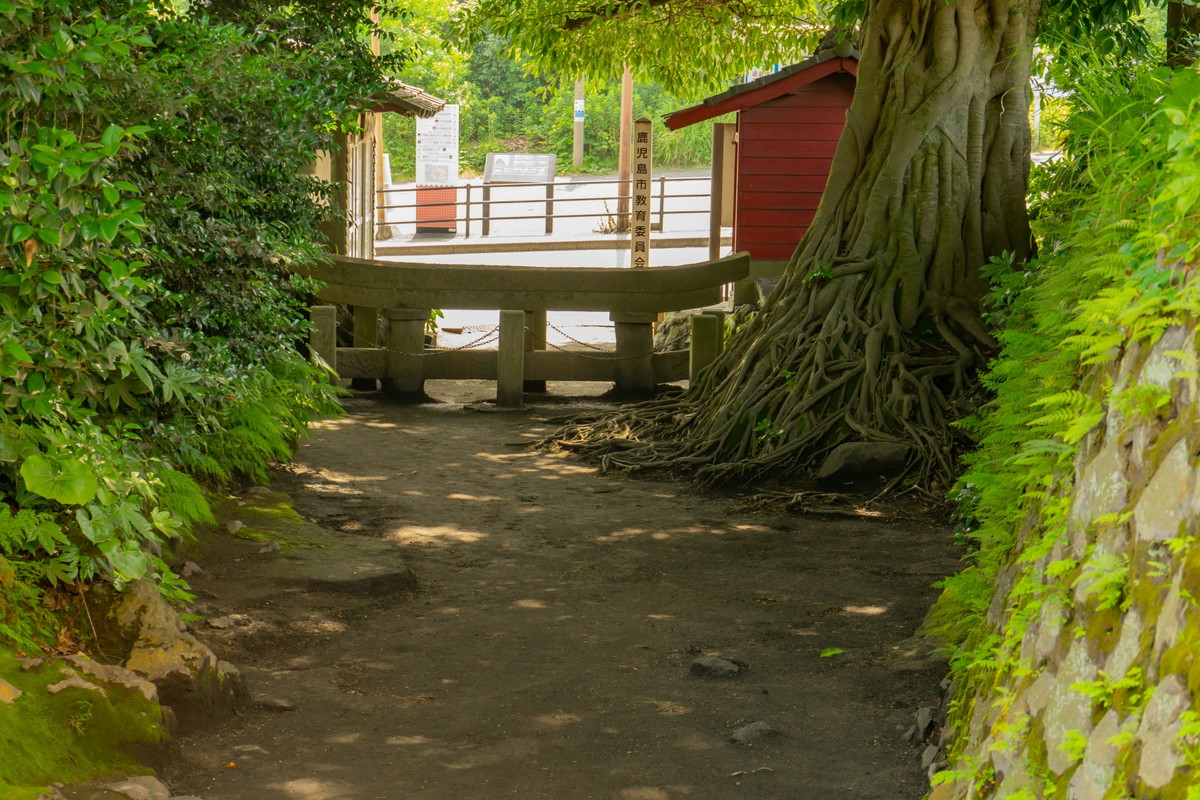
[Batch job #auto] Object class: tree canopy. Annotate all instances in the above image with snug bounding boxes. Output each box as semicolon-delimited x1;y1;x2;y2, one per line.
456;0;826;93
458;0;1168;93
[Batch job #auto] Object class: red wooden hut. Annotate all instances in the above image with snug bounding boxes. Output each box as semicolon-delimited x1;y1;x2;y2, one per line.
666;48;858;274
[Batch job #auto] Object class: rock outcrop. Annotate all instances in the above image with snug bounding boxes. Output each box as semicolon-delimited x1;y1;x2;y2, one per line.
90;580;250;730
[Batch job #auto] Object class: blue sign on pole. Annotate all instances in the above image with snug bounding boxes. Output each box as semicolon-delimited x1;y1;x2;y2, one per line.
573;99;585;121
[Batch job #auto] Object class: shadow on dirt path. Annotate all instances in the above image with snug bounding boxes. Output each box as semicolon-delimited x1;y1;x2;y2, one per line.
165;385;959;800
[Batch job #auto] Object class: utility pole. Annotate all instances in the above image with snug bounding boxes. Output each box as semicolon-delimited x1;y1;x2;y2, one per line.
572;80;585;169
616;66;632;230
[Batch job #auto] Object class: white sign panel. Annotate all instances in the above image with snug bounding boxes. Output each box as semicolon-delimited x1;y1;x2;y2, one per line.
416;104;459;186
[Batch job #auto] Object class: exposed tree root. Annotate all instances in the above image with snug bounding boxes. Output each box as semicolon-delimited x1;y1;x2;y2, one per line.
543;0;1039;495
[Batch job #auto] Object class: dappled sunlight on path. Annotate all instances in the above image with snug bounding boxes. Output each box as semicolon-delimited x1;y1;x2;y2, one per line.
166;392;958;800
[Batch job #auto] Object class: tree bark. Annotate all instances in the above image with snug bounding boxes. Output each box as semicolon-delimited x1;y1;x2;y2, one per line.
552;0;1042;492
1167;1;1200;66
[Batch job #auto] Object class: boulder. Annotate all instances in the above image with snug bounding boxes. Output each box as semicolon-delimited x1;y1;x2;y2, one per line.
817;442;911;485
90;580;249;730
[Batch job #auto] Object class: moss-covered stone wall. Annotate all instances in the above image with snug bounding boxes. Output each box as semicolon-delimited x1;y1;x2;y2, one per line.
933;323;1200;799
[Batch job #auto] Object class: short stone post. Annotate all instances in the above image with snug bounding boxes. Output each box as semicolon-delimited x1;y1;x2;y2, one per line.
351;306;380;390
610;312;657;395
524;309;548;393
309;305;337;373
496;309;526;408
689;312;721;383
383;307;429;402
702;309;727;355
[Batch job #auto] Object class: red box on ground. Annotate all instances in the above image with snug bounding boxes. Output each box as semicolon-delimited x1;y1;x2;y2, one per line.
415;186;457;232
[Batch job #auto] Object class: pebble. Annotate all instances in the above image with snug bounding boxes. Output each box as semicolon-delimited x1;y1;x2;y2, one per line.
46;675;102;695
690;657;741;678
180;561;206;578
100;775;171;800
225;520;244;534
0;678;22;704
258;540;281;553
257;696;296;712
730;721;777;743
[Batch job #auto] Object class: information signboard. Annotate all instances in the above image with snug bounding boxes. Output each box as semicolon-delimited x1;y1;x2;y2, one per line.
415;104;459;186
483;153;557;184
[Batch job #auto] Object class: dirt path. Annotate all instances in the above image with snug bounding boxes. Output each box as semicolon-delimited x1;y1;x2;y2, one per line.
165;387;959;800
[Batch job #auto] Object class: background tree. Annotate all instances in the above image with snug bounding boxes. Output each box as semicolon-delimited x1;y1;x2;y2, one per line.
1167;1;1200;63
461;0;1155;492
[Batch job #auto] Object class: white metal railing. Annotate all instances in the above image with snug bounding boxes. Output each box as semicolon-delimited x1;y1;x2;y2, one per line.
375;175;712;239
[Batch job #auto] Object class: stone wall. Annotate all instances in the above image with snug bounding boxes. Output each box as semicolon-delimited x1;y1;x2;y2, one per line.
932;323;1200;799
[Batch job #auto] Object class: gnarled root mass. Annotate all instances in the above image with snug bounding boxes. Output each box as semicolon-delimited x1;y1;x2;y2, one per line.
545;0;1040;494
548;264;981;492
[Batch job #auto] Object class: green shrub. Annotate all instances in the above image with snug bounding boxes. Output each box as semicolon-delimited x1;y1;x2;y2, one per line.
0;0;372;646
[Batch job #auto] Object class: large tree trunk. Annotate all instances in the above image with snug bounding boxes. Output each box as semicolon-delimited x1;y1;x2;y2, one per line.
553;0;1042;492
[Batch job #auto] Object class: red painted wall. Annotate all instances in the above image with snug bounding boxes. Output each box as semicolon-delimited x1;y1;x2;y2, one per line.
734;73;855;261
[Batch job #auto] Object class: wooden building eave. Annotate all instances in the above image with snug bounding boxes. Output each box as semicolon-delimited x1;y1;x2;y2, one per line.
369;80;446;118
664;51;859;131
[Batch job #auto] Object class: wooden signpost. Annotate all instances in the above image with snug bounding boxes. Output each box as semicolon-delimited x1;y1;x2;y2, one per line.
630;117;652;269
614;117;656;392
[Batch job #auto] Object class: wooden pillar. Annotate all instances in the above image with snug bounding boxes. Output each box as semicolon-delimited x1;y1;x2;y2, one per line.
496;310;526;408
524;309;547;393
616;66;633;230
383;307;429;401
709;122;735;261
610;311;657;395
309;305;337;372
319;134;350;255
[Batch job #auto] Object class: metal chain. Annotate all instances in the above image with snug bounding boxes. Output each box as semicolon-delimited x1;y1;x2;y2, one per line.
545;322;611;351
338;321;691;362
338;323;500;357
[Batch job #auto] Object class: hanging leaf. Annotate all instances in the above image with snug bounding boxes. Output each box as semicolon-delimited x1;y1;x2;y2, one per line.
19;454;99;505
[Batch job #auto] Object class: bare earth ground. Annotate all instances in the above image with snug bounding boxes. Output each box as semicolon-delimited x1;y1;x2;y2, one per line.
163;382;960;800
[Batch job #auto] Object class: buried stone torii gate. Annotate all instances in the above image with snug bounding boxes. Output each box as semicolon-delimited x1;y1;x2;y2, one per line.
297;252;750;406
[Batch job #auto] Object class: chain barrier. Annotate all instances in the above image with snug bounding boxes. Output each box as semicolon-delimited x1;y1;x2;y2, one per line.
545;322;611;352
341;323;500;357
336;320;692;362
